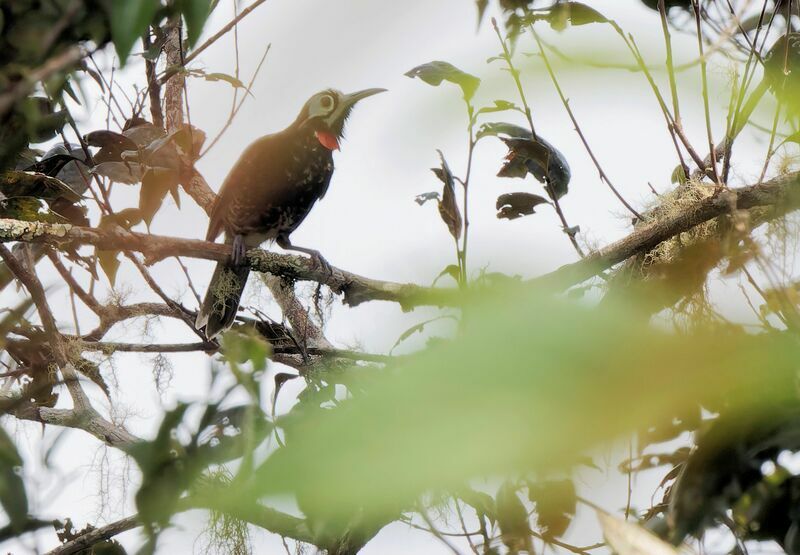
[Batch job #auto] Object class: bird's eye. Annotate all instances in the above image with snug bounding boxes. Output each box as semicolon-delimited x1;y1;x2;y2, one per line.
320;95;334;109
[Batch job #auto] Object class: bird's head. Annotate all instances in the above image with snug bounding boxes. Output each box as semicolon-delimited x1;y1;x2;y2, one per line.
297;88;386;151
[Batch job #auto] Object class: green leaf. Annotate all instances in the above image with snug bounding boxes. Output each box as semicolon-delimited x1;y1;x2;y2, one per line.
203;72;246;89
478;100;521;115
179;0;212;47
405;61;481;102
533;2;609;32
0;426;28;532
110;0;161;64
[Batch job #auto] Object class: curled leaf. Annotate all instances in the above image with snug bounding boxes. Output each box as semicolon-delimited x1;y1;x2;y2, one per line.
405;61;481;102
482;123;571;200
431;150;463;241
496;192;550;220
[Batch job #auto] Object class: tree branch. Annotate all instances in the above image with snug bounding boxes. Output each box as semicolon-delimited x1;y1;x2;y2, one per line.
532;171;800;291
0;219;456;309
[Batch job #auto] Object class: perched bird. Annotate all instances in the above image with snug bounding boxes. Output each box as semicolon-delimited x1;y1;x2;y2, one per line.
195;88;386;339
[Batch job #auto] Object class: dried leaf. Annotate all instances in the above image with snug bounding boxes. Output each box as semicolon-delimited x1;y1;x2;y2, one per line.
431;151;463;241
405;61;481;102
496;192;550;220
140;169;180;227
598;510;680;555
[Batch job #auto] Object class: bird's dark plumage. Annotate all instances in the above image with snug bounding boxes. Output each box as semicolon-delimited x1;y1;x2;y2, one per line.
196;88;385;338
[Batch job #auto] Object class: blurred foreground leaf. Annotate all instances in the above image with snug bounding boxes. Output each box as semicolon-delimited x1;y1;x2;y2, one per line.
250;289;799;519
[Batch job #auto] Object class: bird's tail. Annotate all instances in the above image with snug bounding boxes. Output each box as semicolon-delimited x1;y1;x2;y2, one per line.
196;261;251;339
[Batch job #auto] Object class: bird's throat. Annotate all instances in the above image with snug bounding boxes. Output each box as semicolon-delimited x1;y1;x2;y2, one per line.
315;130;340;151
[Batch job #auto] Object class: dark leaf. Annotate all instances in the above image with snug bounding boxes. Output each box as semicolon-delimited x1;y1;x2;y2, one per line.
528;478;577;539
496;482;532;553
405;61;481;102
496;192;550;220
0;171;82;204
460;488;497;525
476;0;489;25
432;150;462;241
0;426;27;532
414;191;440;206
476;121;533;141
84;130;138;152
500;136;571;200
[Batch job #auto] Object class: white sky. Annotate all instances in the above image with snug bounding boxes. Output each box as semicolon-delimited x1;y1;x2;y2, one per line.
2;0;791;553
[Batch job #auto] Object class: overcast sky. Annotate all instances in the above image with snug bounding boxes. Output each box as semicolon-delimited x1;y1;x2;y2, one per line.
3;0;785;553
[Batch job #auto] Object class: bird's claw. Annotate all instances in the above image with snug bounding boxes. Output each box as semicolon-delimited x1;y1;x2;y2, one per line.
310;251;333;277
231;235;247;267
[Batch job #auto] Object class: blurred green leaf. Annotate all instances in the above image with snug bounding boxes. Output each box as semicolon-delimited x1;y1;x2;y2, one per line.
0;426;27;532
179;0;212;47
110;0;161;63
249;290;798;520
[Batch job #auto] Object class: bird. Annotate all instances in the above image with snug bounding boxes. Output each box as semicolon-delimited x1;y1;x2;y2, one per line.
195;87;386;339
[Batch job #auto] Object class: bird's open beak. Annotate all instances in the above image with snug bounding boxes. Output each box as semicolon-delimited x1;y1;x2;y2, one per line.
340;88;387;109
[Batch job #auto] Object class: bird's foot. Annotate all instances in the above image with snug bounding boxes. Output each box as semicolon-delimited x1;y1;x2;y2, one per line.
231;235;247;267
309;250;333;277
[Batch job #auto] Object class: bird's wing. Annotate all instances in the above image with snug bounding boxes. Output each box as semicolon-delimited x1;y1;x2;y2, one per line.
205;135;276;242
